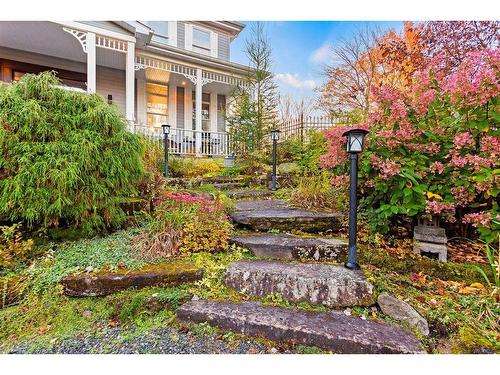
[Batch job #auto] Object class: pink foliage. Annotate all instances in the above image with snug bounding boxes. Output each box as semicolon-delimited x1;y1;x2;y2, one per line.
462;212;494;228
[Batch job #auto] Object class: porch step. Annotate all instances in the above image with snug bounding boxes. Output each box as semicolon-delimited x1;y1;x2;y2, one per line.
230;233;347;261
177;300;425;354
225;189;274;200
230;199;343;233
211;182;247;191
167;176;248;189
224;260;375;307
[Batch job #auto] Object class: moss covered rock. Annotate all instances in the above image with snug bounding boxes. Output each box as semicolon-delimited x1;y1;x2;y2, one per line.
61;261;203;297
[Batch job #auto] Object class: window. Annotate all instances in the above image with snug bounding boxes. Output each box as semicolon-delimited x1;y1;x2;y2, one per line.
192;27;211;55
145;21;169;37
13;70;86;90
146;83;168;127
192;92;211;130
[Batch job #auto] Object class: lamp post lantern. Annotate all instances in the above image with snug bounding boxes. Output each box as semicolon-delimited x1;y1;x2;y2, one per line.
270;129;280;191
342;128;369;270
162;124;171;178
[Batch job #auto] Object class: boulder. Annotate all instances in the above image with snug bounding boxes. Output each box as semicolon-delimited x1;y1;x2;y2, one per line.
224;260;376;307
61;262;203;297
377;293;429;336
177;300;426;354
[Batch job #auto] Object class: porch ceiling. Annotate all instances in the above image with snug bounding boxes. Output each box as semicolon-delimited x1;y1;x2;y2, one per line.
0;21;125;71
137;67;236;95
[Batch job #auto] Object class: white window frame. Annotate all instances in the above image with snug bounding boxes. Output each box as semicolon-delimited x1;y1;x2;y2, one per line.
185;23;218;58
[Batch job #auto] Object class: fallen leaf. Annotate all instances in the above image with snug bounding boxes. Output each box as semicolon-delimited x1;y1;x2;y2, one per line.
469;282;485;289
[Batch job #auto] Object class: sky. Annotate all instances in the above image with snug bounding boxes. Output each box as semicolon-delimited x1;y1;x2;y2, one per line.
230;21;403;104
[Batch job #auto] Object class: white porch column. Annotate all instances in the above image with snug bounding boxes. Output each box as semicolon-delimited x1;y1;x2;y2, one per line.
195;68;203;154
126;41;135;125
86;32;96;93
210;92;217;132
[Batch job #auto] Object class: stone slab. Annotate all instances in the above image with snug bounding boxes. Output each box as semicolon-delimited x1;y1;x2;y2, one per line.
230;200;343;233
230;233;347;260
212;182;246;190
226;189;274;200
61;262;203;297
224;260;375;307
177;300;425;354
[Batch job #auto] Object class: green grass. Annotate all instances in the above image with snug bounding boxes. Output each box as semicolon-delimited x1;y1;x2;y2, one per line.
27;228;146;294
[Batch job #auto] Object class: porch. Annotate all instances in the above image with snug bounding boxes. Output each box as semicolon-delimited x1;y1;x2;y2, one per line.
0;21;247;157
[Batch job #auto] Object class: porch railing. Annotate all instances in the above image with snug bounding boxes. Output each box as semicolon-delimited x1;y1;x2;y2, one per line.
132;124;233;157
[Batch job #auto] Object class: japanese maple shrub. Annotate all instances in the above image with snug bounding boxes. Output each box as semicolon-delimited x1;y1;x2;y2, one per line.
321;49;499;243
0;72;144;234
135;192;232;259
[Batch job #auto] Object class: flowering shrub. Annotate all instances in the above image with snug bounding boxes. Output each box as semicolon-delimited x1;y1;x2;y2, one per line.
321;49;499;243
135;192;232;259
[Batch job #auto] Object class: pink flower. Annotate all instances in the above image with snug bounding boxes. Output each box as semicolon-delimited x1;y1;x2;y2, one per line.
453;132;475;149
450;186;476;206
462;212;493;228
425;200;455;215
389;100;408;120
330;175;349;187
429;161;445;174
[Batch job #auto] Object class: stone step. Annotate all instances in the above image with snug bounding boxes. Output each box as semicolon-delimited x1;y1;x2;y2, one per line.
230;233;347;261
224;260;375;307
212;182;247;190
230;200;343;233
177;300;425;354
226;189;274;200
61;262;203;297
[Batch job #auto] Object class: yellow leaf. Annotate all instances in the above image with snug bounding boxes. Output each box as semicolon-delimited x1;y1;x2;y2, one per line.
458;286;477;295
426;192;443;200
470;282;485;289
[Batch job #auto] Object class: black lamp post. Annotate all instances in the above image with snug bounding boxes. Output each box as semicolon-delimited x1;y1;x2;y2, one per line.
270;129;280;191
343;128;369;270
162;124;171;177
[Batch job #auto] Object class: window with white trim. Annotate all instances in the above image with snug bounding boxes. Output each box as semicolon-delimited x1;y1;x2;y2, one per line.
192;27;211;55
145;21;169;37
146;83;168;127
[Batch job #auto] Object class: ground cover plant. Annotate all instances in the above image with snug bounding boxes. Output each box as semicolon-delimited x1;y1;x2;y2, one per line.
0;72;144;234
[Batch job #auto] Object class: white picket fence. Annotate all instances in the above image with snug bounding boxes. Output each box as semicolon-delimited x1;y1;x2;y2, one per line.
132;124;233;157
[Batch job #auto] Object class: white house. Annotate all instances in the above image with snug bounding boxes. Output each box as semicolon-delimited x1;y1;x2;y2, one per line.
0;21;250;156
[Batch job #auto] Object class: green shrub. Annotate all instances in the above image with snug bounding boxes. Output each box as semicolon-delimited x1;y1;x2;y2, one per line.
290;172;348;212
219;165;247;177
0;72;144;234
168;157;222;178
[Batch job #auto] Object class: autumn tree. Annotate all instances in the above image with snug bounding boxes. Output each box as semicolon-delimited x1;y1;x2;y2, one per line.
421;21;500;73
318;27;382;118
278;95;314;122
375;22;426;90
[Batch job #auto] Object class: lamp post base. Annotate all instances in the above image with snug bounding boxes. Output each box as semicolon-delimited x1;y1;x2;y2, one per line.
344;262;360;270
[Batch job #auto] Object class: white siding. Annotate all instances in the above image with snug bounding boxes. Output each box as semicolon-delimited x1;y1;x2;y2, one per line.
217;33;230;61
177;21;186;49
96;66;126;114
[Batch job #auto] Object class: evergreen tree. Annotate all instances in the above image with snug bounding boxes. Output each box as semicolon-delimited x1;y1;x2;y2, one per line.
227;22;279;154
